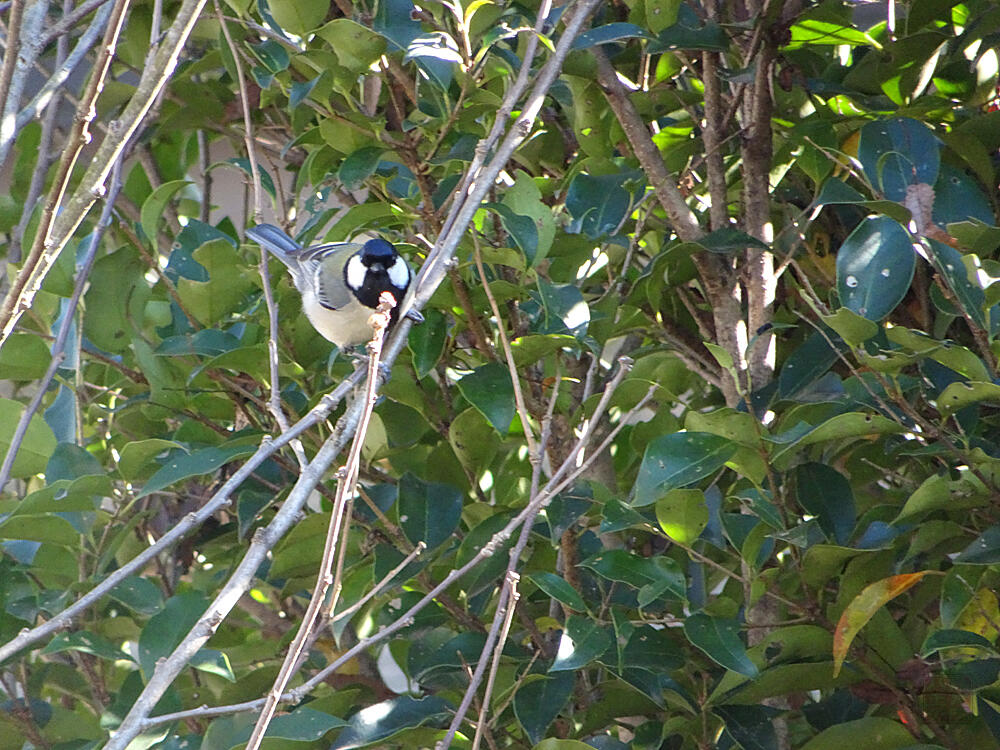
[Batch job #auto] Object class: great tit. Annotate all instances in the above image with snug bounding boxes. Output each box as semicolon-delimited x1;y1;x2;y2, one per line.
246;223;422;348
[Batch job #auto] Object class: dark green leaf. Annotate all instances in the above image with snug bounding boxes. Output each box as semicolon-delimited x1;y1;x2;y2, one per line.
836;217;915;321
456;362;516;434
857;118;940;201
486;202;539;262
924;238;986;330
138;592;209;679
138;442;258;498
41;631;131;661
550;615;613;671
921;628;997;657
397;472;463;551
565;172;632;238
528;572;587;612
407;308;447;378
683;613;758;677
714;705;781;750
794;463;856;545
633;432;736;507
338;146;385;190
330;695;451;750
109;577;165;615
570;23;655;50
954;526;1000;564
697;227;770;254
513;672;574;744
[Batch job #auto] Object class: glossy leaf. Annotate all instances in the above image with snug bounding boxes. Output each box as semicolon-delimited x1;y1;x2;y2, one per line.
654;488;708;545
528;572;587;612
794;463;856;545
714;705;780;750
0;398;56;479
857;118;940;201
397;473;463;551
330;695;451;750
514;672;575;744
633;432;736;507
683;613;758;677
836;217;915;321
550;615;613;671
456;362;516;435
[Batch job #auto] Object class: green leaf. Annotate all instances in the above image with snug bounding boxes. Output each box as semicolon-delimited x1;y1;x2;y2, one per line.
177;239;255;326
41;631;130;661
397;472;463;551
821;308;879;347
0;398;56;479
267;0;328;34
924;239;987;330
697;227;770;254
486;202;539;262
315;19;388;75
513;672;574;745
109;577;165;615
407;308;447;378
633;432;736;507
937;381;1000;414
0;513;78;544
921;628;997;657
138;441;258;498
224;157;276;197
646;0;682;33
456;362;516;435
0;333;50;380
203;707;345;750
795;463;855;545
338;146;384;190
713;705;780;750
533;741;595;750
330;695;451;750
503;171;555;265
117;439;183;482
570;23;655;50
857;118;940;201
621;626;684;671
565;172;634;238
83;245;149;352
580;549;685;602
954;526;1000;564
528;572;587;613
836;217;915;321
140;180;191;245
799;718;915;750
683;613;758;677
190;649;235;681
550;615;613;671
654;488;708;545
138;592;209;679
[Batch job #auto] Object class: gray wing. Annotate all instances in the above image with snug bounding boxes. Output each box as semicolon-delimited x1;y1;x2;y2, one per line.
311;244;362;310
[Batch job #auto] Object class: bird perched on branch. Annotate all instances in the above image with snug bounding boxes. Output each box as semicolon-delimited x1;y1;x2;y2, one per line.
246;223;422;348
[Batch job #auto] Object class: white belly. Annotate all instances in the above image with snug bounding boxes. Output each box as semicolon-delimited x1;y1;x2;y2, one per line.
301;291;375;348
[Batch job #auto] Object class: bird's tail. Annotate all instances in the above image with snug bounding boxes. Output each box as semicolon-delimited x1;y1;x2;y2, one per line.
245;224;302;264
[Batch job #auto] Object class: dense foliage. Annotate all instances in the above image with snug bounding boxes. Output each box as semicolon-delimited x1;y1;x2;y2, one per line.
3;0;1000;748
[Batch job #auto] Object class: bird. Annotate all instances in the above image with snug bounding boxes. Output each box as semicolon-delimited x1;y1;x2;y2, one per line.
245;223;422;349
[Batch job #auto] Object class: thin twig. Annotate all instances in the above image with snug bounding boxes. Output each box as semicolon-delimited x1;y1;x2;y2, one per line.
245;292;395;750
471;572;520;750
0;156;125;491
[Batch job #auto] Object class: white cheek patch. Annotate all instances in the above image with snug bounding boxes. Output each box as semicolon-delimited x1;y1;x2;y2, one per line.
345;254;367;291
387;257;410;289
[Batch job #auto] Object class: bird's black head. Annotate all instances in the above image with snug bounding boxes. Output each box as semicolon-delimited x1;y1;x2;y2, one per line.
346;238;411;319
361;238;397;267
